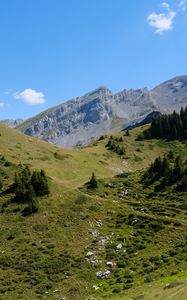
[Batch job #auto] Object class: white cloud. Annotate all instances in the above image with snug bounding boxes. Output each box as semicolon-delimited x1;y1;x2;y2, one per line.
14;88;46;105
161;2;170;10
148;2;176;33
0;102;4;108
179;0;187;11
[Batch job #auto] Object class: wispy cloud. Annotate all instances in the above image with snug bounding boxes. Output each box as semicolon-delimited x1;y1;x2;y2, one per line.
161;2;171;10
0;102;4;108
147;2;176;33
4;88;13;95
14;89;46;105
179;0;187;11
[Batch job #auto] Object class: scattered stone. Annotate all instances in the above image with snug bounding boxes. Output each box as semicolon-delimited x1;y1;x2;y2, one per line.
107;183;117;188
96;270;111;279
106;261;113;267
131;219;138;226
99;236;110;246
95;219;102;227
90;257;102;264
86;251;94;258
115;244;122;250
92;230;100;238
92;285;99;291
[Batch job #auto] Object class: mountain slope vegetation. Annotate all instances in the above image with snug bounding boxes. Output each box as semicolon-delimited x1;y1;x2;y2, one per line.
0;123;187;300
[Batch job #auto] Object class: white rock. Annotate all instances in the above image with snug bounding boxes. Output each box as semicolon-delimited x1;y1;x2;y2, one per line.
106;261;113;267
92;230;100;238
104;270;111;278
95;219;102;227
92;285;99;291
99;236;110;246
116;244;122;250
96;270;111;279
131;219;138;226
86;251;94;257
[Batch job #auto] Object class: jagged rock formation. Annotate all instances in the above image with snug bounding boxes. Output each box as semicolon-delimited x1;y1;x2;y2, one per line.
17;75;187;147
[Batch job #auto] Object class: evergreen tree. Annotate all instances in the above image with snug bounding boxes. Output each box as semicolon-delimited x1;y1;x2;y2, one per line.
29;197;39;214
118;146;125;156
105;139;112;148
174;156;183;180
14;171;27;202
14;166;49;214
126;130;130;136
31;170;49;196
142;106;187;140
88;172;98;189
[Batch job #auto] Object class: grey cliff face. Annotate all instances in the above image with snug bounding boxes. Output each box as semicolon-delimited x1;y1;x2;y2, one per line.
17;76;187;148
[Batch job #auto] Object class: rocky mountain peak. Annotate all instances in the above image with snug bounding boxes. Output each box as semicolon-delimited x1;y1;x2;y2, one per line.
83;86;113;99
16;75;187;148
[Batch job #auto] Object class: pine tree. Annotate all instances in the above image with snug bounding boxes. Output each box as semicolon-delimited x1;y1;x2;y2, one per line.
31;170;49;196
88;172;98;189
174;156;183;180
126;130;130;136
171;125;178;139
14;172;27;202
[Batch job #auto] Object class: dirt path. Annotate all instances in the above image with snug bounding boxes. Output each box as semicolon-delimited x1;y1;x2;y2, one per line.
164;284;187;300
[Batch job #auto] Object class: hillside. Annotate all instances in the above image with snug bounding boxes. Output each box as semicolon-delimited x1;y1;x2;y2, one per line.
17;75;187;148
0;123;187;300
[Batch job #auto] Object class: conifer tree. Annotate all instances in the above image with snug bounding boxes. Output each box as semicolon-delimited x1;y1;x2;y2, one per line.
88;172;98;189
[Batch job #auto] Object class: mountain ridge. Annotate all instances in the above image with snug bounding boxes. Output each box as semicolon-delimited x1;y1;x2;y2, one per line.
15;75;187;147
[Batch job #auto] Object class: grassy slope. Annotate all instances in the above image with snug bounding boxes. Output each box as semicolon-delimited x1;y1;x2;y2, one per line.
0;123;187;300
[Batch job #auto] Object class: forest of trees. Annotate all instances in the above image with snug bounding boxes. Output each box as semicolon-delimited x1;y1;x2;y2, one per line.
14;165;49;214
142;151;187;191
138;107;187;140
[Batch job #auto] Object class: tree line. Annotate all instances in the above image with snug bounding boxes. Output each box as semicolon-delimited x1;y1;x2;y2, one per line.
138;107;187;140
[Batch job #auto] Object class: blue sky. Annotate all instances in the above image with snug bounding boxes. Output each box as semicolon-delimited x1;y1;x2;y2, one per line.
0;0;187;119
